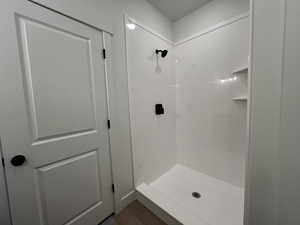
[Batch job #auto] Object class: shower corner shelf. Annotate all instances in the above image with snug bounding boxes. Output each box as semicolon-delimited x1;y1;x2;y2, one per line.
232;96;248;101
232;64;249;75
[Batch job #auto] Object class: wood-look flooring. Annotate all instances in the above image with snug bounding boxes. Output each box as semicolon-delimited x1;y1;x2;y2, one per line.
100;200;167;225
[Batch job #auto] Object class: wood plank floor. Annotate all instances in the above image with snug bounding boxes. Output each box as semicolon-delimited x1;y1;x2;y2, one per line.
100;200;167;225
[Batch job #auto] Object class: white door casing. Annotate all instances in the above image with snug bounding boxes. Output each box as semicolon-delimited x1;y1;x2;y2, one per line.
0;1;114;225
0;148;11;225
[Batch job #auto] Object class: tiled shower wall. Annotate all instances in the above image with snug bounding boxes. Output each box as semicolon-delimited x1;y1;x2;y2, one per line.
175;16;249;187
127;6;250;188
126;22;177;186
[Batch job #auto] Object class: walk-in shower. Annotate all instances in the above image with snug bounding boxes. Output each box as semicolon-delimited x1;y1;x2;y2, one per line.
125;1;250;224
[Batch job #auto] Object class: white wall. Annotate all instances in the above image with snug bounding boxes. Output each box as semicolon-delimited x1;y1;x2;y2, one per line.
173;0;249;42
109;0;173;211
278;2;300;223
125;19;176;186
245;0;284;224
247;0;300;224
175;16;249;188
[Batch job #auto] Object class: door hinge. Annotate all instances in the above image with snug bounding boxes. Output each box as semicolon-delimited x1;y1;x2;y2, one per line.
102;48;106;59
1;157;5;168
107;119;111;129
112;184;115;193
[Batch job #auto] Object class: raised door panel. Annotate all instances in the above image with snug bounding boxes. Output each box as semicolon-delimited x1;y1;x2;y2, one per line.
19;17;97;141
37;151;102;225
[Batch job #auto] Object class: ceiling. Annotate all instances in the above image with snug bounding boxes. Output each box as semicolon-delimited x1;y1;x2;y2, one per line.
146;0;211;21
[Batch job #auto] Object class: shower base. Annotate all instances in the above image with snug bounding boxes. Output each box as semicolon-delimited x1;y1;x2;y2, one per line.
136;164;244;225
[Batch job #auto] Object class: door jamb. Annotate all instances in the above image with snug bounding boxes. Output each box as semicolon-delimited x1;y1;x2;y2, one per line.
0;139;12;225
102;32;117;212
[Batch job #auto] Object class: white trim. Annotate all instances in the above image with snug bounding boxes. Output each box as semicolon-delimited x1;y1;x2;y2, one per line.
121;190;136;201
123;14;137;190
175;12;250;46
123;13;139;213
0;145;11;225
136;191;181;225
102;32;117;214
28;0;113;35
102;33;111;124
124;12;250;47
115;190;136;213
103;31;137;213
125;14;174;45
243;2;253;225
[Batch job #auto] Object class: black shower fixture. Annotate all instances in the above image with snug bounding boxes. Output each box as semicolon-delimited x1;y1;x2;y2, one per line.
155;104;165;115
156;49;168;58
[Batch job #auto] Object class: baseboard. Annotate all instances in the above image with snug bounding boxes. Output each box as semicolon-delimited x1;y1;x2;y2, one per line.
115;190;136;213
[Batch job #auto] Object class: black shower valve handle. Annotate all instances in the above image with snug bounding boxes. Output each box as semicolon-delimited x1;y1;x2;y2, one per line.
155;104;165;115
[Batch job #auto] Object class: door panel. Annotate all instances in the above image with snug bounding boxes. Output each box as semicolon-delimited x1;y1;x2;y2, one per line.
0;1;113;225
37;151;102;225
19;17;97;141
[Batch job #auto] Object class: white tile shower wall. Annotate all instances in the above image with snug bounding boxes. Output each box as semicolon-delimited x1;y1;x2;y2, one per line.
175;17;249;187
126;23;177;186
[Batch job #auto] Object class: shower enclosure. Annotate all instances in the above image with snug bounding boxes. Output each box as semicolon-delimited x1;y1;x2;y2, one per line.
125;6;250;225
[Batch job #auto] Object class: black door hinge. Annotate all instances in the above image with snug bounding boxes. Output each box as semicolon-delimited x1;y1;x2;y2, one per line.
112;184;115;193
1;157;5;168
102;48;106;59
107;120;111;129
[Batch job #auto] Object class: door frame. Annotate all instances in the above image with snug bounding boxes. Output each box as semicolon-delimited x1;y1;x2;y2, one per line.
0;145;11;225
102;31;116;211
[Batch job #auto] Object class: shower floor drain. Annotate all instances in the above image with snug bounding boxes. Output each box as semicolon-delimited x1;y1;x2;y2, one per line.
192;192;201;199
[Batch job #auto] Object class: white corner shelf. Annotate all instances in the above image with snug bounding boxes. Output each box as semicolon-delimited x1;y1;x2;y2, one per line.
232;96;248;101
232;65;248;74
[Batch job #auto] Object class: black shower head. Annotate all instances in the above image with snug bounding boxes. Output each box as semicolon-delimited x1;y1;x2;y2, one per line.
156;49;168;58
161;50;168;58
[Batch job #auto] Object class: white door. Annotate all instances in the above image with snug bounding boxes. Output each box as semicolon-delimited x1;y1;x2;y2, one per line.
0;1;114;225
